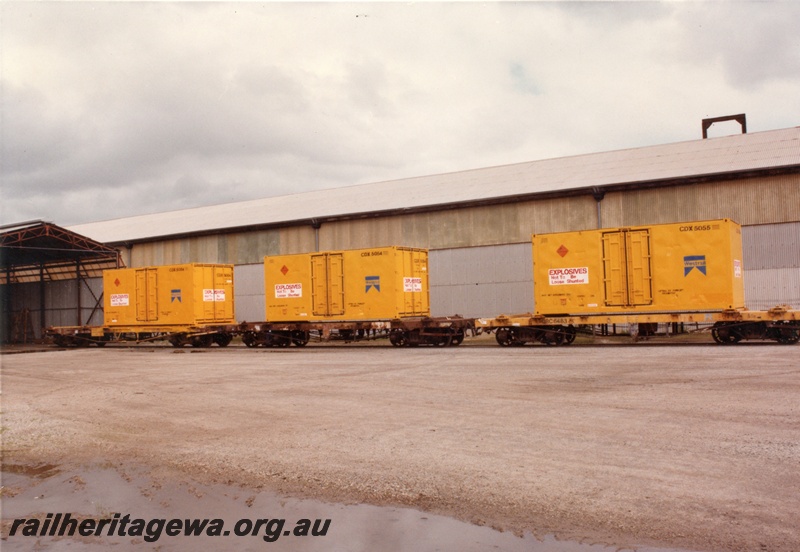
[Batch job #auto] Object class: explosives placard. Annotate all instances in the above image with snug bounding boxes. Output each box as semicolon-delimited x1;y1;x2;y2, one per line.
203;289;227;302
110;294;129;307
548;267;589;285
403;277;422;292
275;283;302;298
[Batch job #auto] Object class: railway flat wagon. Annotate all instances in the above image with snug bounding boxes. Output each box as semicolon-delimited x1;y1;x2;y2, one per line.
241;247;473;347
47;263;237;347
479;219;799;345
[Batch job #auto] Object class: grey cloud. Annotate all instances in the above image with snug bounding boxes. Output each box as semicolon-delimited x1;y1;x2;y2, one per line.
2;2;798;227
1;82;76;179
673;4;800;90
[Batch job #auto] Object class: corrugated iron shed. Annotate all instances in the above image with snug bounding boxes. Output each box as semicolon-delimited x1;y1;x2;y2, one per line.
1;221;123;342
69;126;800;244
1;221;122;284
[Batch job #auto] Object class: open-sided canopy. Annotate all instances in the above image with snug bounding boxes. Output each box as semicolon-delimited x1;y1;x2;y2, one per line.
0;221;122;284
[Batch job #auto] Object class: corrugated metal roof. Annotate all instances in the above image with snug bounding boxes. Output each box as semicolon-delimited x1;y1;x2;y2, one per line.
69;126;800;243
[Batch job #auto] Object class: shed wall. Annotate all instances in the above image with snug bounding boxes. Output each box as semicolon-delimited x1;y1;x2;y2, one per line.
741;222;800;269
740;221;800;310
131;227;316;267
429;244;533;318
4;278;103;340
601;174;799;228
744;268;800;310
234;263;266;323
124;173;799;266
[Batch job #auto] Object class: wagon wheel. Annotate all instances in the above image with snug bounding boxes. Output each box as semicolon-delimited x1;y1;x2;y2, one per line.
776;325;800;345
434;330;453;347
291;330;310;347
450;329;465;346
389;329;408;347
242;332;259;348
495;327;517;347
711;323;741;345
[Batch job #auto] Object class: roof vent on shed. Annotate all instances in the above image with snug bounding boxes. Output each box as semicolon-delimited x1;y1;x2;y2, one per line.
701;113;747;139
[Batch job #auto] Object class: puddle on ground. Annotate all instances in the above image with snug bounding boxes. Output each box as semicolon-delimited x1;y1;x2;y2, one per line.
3;463;61;478
1;463;693;552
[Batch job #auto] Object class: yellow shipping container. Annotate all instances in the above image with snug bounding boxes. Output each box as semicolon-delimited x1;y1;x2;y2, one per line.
264;247;429;321
532;219;745;315
103;264;235;326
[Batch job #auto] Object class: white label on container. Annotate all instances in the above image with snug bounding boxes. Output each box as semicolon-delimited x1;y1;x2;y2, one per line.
110;294;129;307
275;283;302;298
403;277;422;292
733;260;742;278
548;267;589;285
203;289;226;302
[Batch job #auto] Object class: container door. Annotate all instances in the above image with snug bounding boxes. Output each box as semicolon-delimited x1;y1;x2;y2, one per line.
400;251;412;315
398;249;428;316
311;255;329;316
201;266;234;322
214;268;234;321
135;268;158;321
411;249;427;315
602;232;628;306
625;230;653;306
200;267;216;321
602;230;653;307
326;254;345;316
311;254;345;317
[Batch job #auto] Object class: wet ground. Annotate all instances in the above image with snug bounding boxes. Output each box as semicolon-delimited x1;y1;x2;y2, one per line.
3;344;799;551
2;461;689;552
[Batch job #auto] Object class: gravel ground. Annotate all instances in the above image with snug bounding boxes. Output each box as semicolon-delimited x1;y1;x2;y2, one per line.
2;342;799;551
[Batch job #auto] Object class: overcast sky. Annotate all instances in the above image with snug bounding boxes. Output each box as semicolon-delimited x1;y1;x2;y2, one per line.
2;2;799;227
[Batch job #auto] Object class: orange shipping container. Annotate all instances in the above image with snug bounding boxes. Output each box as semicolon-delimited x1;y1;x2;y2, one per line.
103;264;235;326
264;247;429;321
533;219;745;315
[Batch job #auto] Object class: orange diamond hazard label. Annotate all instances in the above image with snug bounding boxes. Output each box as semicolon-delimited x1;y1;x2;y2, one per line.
280;265;289;275
557;245;569;257
114;278;121;286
